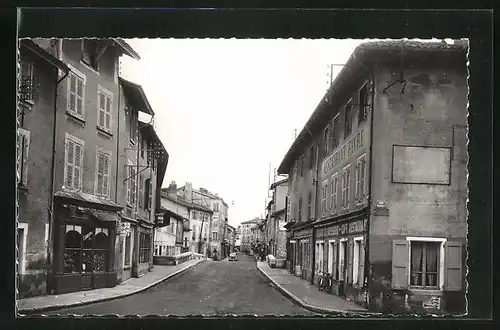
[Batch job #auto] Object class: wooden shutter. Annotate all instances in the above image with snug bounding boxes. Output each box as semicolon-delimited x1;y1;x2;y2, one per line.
126;165;131;204
74;143;82;190
98;92;105;127
68;75;76;113
360;157;365;199
355;161;361;201
148;179;153;210
359;240;365;286
131;167;136;205
347;239;354;283
323;243;328;273
444;241;463;291
18;130;30;186
105;96;111;130
96;153;104;195
391;240;410;289
103;154;109;196
65;140;74;188
138;174;144;208
76;78;84;116
332;241;337;279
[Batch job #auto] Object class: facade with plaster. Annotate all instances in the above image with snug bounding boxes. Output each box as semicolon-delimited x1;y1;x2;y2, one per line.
278;40;468;314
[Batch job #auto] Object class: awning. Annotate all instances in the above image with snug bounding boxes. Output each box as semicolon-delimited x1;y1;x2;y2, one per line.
54;190;122;211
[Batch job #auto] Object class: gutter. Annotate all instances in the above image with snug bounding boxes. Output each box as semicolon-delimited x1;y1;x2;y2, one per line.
305;125;320;285
364;64;376;306
47;40;70;293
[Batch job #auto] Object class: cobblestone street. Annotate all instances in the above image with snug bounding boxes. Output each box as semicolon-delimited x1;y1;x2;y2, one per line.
46;255;313;316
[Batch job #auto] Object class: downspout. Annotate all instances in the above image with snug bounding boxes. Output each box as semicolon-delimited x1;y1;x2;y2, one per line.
305;125;320;284
364;65;376;307
115;74;121;204
47;43;69;293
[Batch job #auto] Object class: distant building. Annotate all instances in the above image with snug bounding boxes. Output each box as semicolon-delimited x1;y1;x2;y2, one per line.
265;178;288;259
177;183;229;257
240;218;260;252
278;40;468;314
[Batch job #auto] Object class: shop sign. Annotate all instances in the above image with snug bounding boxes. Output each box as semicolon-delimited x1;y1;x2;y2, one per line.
155;212;164;224
321;219;367;237
422;296;441;310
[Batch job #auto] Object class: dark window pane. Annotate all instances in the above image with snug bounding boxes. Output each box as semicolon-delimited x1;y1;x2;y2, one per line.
64;249;82;273
95;231;108;249
81;250;93;273
65;230;81;249
93;250;107;272
410;242;424;286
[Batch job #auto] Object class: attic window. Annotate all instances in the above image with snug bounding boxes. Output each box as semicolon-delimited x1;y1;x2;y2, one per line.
81;39;99;71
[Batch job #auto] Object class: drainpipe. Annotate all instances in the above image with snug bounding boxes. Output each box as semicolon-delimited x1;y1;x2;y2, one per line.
305;125;320;284
47;40;69;293
115;73;121;204
364;65;376;306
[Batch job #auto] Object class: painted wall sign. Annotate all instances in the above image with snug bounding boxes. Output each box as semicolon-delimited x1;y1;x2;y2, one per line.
322;128;365;176
317;219;367;238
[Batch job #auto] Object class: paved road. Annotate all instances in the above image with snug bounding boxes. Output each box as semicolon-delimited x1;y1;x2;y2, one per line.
48;254;313;316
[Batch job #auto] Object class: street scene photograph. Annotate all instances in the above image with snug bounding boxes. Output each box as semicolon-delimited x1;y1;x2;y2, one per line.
16;37;469;317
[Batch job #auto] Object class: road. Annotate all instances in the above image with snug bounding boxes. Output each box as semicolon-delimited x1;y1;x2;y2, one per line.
47;254;314;316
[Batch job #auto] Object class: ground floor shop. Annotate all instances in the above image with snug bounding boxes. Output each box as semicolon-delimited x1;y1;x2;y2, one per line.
50;198;120;295
288;223;313;282
120;217;154;282
314;216;368;307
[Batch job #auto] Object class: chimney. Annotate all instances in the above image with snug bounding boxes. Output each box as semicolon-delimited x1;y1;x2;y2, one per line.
185;182;193;202
167;181;177;201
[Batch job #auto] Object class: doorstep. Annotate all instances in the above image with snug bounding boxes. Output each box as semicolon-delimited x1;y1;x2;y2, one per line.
17;258;204;315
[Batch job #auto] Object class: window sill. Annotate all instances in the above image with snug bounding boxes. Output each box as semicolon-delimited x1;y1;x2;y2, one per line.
97;126;113;138
408;287;443;295
66;112;86;126
80;60;100;75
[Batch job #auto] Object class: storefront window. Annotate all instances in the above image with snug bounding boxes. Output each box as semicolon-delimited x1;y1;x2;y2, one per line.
139;232;151;263
63;225;109;274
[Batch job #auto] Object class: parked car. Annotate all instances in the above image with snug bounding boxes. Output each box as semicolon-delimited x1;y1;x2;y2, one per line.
229;252;238;261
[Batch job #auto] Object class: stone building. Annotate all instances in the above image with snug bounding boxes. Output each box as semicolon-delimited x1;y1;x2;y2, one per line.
240;218;260;252
17;39;70;298
265;178;288;259
278;40;468;314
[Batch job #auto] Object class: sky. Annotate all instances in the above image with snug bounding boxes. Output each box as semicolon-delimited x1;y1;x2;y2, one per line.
119;38;443;228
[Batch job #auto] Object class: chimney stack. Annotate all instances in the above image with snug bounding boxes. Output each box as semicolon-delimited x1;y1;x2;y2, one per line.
167;181;177;200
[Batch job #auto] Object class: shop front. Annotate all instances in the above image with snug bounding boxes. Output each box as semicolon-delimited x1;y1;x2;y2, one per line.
292;222;314;282
133;221;154;278
314;215;368;307
51;192;121;295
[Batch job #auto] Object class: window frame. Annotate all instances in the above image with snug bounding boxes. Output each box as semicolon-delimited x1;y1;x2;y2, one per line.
338;238;348;281
406;237;446;290
323;125;331;155
355;153;367;203
97;84;114;134
63;133;84;191
330;173;338;213
321;180;328;215
66;64;86;120
332;114;340;150
358;82;369;124
352;236;364;286
341;164;351;209
94;148;112;198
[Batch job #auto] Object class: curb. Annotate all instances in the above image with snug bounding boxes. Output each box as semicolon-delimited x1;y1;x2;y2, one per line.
18;259;205;315
256;262;379;316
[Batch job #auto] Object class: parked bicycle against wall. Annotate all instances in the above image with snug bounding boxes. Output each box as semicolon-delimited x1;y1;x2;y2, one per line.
318;272;333;293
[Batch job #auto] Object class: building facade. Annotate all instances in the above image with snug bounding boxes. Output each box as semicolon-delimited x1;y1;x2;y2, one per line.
265;178;288;259
240;218;260;252
177;183;229;257
17;40;70;298
278;40;468;314
235;226;242;250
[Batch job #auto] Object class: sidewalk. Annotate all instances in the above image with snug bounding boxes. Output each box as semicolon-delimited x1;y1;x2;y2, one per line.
17;258;204;314
256;261;378;315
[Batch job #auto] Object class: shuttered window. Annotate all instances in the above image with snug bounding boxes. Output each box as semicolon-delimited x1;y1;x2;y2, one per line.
64;134;84;190
17;128;30;186
145;178;152;210
444;241;463;291
126;162;136;206
323;125;330;155
321;180;328;215
356;154;367;202
138;174;144;208
95;150;111;197
342;165;351;208
330;173;338;213
97;86;113;132
67;71;85;119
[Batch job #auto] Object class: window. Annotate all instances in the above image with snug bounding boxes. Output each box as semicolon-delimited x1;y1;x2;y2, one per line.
81;39;99;71
145;178;152;210
321;180;328;215
139;232;151;263
341;164;351;208
64;134;84;191
332;115;340;149
300;155;305;177
355;154;367;202
63;225;109;274
95;149;111;198
17;129;30;186
126;161;136;206
298;195;302;222
212;232;218;241
309;145;316;169
138;174;144;208
328;240;337;279
19;60;35;102
17;223;28;275
324;125;330;154
358;82;369;123
353;237;364;286
285;196;290;222
307;191;312;220
97;86;113;132
154;245;159;256
330;173;338;212
410;241;440;288
193;211;198;220
67;70;85;119
344;99;353;138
